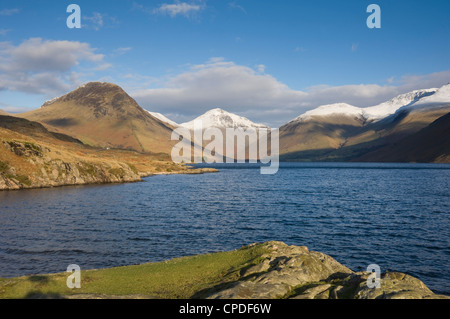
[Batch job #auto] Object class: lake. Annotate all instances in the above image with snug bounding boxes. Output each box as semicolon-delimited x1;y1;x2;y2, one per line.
0;162;449;295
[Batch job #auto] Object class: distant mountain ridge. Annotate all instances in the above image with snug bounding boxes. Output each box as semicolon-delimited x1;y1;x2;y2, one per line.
287;88;438;125
10;81;450;163
279;84;450;163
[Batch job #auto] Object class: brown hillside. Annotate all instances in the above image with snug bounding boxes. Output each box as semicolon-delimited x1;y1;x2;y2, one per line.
279;106;450;162
0;115;216;190
279;114;367;155
18;82;176;154
355;112;450;163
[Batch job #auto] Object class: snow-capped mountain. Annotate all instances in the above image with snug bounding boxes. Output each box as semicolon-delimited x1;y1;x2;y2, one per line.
291;103;362;122
363;88;437;120
279;84;450;163
287;88;439;124
403;84;450;111
180;108;269;130
147;111;179;127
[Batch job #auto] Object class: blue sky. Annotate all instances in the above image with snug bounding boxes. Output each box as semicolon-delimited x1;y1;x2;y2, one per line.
1;0;449;126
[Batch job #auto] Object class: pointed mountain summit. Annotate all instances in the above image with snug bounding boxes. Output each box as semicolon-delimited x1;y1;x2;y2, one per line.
180;108;269;130
19;82;175;154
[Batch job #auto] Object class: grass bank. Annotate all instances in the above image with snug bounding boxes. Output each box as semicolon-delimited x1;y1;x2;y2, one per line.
0;243;269;299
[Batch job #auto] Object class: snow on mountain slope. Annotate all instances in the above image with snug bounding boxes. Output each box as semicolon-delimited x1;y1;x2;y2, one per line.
406;84;450;110
287;88;439;125
291;103;362;122
147;111;178;127
363;88;437;119
180;108;269;130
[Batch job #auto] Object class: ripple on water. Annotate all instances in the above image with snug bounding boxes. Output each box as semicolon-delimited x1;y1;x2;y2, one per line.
0;162;449;295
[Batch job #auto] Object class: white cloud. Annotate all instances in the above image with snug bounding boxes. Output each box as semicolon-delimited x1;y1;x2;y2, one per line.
228;2;246;14
95;63;113;71
256;64;266;74
83;12;104;30
132;58;306;123
131;58;450;127
0;8;20;16
83;12;118;30
112;47;132;56
0;38;106;96
0;29;11;36
154;2;203;17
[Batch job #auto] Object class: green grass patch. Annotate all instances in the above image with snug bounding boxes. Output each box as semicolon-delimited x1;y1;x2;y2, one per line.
0;160;9;173
0;243;270;299
282;281;328;299
14;174;32;186
0;161;32;186
127;163;139;175
77;162;97;177
23;142;41;153
108;167;125;178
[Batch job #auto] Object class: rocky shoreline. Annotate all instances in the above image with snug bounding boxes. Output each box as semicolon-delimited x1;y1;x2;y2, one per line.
0;139;217;191
1;241;447;299
197;242;449;299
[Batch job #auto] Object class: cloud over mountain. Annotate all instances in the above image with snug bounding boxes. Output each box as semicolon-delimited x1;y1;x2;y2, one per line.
131;58;450;127
0;38;106;96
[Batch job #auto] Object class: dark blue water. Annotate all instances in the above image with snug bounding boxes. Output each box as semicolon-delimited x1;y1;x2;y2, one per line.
0;162;449;295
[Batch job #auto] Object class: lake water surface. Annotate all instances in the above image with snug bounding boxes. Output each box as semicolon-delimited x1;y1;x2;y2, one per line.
0;162;449;294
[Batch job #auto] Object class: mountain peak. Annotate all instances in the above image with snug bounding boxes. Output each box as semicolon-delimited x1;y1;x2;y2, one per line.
180;108;269;130
290;103;361;123
362;88;438;120
408;83;450;109
21;82;175;154
42;82;119;107
206;107;227;114
40;82;145;118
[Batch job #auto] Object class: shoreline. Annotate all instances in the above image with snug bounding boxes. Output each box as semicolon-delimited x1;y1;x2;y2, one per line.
0;241;448;299
0;166;218;192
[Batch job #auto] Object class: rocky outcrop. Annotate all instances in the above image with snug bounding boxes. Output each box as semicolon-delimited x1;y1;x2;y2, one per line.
0;138;218;191
0;141;142;190
199;242;449;299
